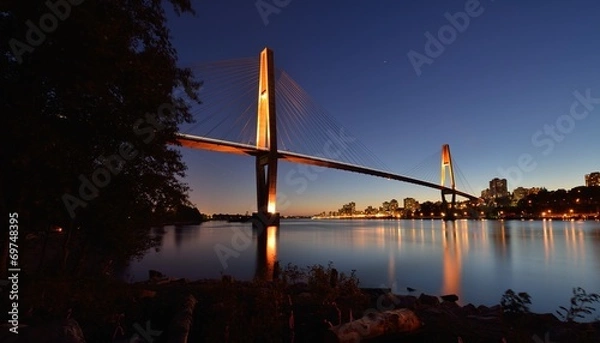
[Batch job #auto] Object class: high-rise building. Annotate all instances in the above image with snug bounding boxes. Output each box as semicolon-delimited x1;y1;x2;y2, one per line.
403;198;419;212
489;178;509;198
585;172;600;187
389;199;399;212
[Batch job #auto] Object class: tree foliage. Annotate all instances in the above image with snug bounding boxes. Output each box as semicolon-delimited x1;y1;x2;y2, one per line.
500;289;532;316
557;287;600;322
517;186;600;214
1;0;200;274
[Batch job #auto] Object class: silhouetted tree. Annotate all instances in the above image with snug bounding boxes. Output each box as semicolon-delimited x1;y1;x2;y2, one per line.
1;0;200;276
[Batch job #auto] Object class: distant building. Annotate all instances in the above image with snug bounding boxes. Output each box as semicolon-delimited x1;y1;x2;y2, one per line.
481;188;492;199
389;199;399;211
512;187;529;205
403;197;419;212
489;178;509;198
585;172;600;187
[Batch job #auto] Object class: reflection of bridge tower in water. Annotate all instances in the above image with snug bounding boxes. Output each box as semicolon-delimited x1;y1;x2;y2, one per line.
442;221;463;297
253;48;280;280
440;144;457;221
255;224;278;281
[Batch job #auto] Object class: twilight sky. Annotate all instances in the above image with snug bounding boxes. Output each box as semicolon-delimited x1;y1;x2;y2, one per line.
165;0;600;216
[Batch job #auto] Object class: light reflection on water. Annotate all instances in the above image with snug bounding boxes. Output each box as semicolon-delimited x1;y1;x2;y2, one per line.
123;219;600;316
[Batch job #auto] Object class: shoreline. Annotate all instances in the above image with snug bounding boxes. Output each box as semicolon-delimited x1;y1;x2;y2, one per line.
7;274;599;342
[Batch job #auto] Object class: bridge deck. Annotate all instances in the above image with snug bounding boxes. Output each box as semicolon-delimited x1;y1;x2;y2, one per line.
175;133;478;201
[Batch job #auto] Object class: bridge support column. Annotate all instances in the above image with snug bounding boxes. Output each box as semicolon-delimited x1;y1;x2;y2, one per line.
441;144;457;221
252;47;280;228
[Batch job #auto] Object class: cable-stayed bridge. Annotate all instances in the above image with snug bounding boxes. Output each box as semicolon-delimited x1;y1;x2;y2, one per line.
175;48;479;225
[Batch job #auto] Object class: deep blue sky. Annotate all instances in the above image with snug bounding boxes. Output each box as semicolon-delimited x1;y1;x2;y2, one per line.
166;0;600;215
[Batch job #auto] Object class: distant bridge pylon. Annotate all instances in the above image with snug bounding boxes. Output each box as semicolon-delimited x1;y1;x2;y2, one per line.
441;144;457;220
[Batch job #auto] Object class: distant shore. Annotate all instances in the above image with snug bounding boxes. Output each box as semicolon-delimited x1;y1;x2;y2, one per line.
311;216;600;221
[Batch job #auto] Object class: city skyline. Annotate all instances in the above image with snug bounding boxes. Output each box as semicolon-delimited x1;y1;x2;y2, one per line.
206;177;599;216
166;1;600;216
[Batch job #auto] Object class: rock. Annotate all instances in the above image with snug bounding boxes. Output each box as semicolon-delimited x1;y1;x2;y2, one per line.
328;308;421;342
489;304;502;311
361;288;391;297
377;292;403;310
461;303;478;316
486;304;503;316
395;295;418;309
441;294;459;303
440;300;460;310
477;305;490;313
422;306;443;314
418;293;440;306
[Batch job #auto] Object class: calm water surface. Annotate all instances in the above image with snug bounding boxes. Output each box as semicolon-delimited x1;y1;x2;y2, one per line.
123;219;600;315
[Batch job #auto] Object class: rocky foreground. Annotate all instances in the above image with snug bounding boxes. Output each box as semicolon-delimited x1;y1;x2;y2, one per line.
1;271;599;343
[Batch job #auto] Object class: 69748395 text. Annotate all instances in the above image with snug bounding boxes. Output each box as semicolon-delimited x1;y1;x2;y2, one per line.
8;212;20;334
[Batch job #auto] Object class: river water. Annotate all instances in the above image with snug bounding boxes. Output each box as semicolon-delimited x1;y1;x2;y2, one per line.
123;219;600;317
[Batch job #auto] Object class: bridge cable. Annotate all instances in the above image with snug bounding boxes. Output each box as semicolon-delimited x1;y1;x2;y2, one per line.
453;160;476;197
277;72;335;158
277;70;390;170
181;57;259;141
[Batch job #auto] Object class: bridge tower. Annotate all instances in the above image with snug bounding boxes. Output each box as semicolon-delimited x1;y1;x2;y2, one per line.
253;47;280;226
440;144;457;220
